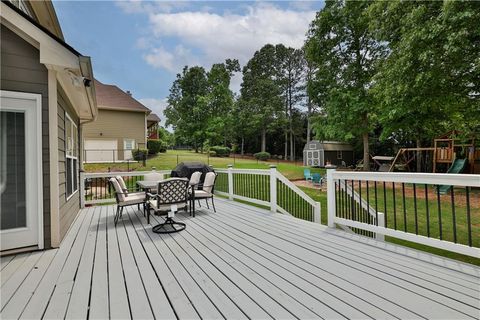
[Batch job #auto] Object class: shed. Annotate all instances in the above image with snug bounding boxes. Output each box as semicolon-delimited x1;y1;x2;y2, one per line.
303;140;354;167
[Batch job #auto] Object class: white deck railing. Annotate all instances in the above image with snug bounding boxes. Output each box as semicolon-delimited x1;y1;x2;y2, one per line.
80;167;321;223
326;167;480;258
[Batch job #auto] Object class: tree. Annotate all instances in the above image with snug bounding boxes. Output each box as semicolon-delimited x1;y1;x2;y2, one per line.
164;66;208;152
204;59;240;146
275;44;307;161
239;44;284;152
305;0;385;170
370;0;480;160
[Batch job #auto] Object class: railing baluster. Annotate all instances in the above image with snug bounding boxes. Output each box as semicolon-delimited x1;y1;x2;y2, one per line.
383;182;387;228
413;184;418;235
437;185;443;240
374;181;378;226
425;184;430;237
366;180;370;225
402;183;407;232
451;187;457;243
392;182;397;230
466;186;472;247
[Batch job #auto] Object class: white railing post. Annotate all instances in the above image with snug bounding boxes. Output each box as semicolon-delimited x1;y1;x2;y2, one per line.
79;170;85;208
376;212;385;242
326;165;337;228
314;202;321;224
269;165;277;213
227;164;234;200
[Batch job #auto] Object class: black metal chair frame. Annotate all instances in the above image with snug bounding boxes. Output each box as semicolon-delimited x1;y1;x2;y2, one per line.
189;173;217;216
110;180;146;226
147;178;189;234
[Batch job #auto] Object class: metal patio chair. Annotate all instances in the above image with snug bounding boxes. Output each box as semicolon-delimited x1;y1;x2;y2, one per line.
147;178;189;233
110;177;146;225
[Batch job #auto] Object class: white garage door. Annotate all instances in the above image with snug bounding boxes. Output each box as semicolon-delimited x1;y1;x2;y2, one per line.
84;139;117;163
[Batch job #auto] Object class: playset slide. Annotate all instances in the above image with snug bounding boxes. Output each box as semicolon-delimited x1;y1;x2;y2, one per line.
438;158;467;194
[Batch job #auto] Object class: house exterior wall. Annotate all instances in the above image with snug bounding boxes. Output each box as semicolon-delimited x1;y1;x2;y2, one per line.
83;109;147;160
0;24;51;247
57;86;80;241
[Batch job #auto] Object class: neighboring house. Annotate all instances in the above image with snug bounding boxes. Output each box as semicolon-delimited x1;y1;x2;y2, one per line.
83;80;151;162
1;1;97;252
147;113;161;139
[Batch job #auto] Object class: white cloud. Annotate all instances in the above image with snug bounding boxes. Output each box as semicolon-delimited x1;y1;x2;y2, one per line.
139;97;168;121
146;3;315;69
143;45;198;72
115;0;189;14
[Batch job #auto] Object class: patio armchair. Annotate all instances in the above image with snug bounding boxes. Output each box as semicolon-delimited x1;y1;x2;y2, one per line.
147;178;189;233
109;178;146;225
191;172;217;213
311;173;323;187
304;168;313;181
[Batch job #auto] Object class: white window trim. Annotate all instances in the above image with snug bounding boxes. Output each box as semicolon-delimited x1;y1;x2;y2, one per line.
124;138;136;150
65;112;78;201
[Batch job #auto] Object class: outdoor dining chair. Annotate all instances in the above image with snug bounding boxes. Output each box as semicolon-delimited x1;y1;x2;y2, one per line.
311;173;323;186
110;177;146;225
147;178;189;233
304;168;313;181
143;171;164;192
192;171;217;213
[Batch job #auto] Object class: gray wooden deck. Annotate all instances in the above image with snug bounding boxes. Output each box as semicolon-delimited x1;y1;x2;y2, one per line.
1;198;479;319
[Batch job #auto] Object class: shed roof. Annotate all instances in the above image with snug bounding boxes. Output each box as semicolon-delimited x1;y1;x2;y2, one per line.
94;79;151;113
304;140;354;151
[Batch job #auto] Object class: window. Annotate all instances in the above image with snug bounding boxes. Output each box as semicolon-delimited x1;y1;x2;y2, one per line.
337;151;343;160
65;114;78;199
9;0;35;18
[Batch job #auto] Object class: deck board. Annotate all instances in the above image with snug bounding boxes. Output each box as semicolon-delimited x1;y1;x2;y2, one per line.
1;198;479;320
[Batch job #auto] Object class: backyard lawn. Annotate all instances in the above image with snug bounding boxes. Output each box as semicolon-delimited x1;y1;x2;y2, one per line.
84;149;325;180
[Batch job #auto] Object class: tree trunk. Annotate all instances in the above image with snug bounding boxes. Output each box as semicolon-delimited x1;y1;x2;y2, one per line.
362;132;370;171
241;137;244;155
261;128;266;152
416;138;422;172
284;132;288;160
289;131;294;161
306;96;312;143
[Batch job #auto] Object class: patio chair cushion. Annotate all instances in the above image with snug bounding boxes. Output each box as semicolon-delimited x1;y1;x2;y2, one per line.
203;172;216;194
119;193;146;206
189;171;202;186
110;178;126;202
148;199;187;212
116;176;128;193
192;190;213;198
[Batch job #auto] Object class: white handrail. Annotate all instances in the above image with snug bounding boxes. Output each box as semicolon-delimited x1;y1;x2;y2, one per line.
327;167;480;258
81;167;322;224
332;171;480;187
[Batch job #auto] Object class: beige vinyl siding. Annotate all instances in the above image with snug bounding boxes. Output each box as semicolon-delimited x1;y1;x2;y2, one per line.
0;24;51;248
83;109;147;159
57;86;80;241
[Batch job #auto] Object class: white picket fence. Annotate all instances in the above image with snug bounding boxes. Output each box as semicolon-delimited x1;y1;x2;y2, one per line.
326;166;480;258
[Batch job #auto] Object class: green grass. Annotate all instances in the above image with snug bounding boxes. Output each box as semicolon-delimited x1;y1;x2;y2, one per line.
84;150;324;180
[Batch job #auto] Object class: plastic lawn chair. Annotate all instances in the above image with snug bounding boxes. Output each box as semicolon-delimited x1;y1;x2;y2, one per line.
304;168;312;181
312;173;323;186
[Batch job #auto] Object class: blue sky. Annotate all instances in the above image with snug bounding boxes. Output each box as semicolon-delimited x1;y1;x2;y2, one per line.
54;1;324;121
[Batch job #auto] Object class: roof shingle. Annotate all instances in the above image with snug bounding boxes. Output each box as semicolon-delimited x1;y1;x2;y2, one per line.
94;79;151;113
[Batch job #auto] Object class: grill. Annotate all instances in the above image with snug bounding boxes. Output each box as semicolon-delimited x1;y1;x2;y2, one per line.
170;162;214;187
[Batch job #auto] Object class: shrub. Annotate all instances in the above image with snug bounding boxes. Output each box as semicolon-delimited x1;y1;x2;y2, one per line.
209;150;217;157
132;148;148;161
147;139;163;154
210;146;231;157
254;151;270;161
